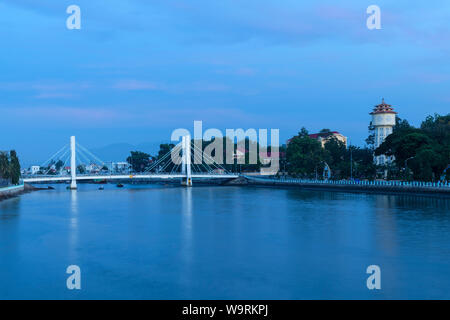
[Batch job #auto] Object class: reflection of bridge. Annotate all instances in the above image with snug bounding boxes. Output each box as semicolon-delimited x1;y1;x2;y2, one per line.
23;136;238;188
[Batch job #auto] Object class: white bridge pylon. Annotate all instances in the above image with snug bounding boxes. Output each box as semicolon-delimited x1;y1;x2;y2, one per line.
70;136;77;190
23;135;238;186
181;135;192;187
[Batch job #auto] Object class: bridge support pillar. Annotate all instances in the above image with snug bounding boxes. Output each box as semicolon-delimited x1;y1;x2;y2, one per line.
181;135;192;187
181;136;186;176
70;136;77;190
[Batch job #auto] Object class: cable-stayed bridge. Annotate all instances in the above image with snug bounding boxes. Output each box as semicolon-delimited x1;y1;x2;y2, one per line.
22;136;239;188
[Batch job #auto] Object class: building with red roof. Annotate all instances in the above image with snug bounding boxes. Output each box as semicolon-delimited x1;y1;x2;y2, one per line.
370;98;397;165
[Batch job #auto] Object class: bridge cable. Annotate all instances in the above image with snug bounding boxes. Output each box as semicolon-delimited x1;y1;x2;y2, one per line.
40;144;69;168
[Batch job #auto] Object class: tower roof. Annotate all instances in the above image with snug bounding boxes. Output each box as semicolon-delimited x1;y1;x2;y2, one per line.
370;98;397;115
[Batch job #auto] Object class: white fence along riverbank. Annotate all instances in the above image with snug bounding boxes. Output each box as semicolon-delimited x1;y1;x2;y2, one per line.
243;176;450;196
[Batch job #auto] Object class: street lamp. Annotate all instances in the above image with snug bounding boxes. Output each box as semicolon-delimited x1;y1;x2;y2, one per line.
404;156;414;180
349;139;353;180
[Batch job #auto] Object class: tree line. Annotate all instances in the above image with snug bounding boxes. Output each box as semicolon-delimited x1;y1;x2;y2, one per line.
0;150;21;185
126;113;449;182
286;128;375;180
286;113;449;182
375;113;450;181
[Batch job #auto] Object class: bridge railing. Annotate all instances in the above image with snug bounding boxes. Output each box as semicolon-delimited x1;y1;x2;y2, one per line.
243;175;450;189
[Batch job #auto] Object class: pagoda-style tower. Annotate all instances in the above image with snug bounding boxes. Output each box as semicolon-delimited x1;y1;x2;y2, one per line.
370;98;397;165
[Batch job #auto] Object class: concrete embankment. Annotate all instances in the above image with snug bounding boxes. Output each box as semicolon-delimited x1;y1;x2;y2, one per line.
245;178;450;197
0;183;38;201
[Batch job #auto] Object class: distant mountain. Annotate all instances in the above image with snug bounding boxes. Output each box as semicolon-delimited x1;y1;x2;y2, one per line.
90;141;163;162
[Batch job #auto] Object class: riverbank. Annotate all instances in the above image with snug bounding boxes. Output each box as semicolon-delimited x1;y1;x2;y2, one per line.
20;176;450;198
244;176;450;198
0;183;40;201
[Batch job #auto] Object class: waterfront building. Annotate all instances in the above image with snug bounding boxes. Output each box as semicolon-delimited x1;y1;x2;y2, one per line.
370;98;397;165
112;162;130;173
308;131;348;148
30;166;40;174
86;163;101;174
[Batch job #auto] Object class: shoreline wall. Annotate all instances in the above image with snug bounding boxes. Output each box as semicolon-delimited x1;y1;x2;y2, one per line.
244;177;450;197
0;184;25;200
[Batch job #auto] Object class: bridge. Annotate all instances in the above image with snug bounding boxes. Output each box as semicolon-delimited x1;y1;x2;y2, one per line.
23;136;239;188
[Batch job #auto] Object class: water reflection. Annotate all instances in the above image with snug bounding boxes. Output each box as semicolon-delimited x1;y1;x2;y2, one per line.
373;195;398;256
2;184;450;299
0;197;21;288
69;190;79;261
0;197;21;220
181;187;193;256
180;187;193;289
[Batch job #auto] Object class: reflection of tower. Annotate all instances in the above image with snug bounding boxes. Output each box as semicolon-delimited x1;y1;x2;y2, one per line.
180;187;193;283
370;99;397;165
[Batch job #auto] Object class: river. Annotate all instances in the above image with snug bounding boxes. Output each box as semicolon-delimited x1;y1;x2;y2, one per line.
1;184;450;299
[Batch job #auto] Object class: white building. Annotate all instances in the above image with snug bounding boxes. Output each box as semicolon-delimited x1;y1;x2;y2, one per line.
86;163;101;173
112;162;130;173
370;98;397;165
308;131;348;148
30;166;41;174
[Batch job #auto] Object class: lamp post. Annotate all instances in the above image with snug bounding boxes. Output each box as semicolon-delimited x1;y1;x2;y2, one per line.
404;156;414;181
349;139;353;181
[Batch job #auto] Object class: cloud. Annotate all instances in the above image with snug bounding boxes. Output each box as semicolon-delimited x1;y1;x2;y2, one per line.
113;80;160;91
4;0;450;50
215;67;256;76
8;106;121;120
0;81;93;100
34;93;76;99
411;72;450;84
112;79;231;94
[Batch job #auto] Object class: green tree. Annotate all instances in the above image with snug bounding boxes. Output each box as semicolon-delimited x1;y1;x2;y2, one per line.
157;144;175;160
9;150;21;185
0;152;10;182
375;129;433;167
394;117;412;133
375;113;450;181
55;160;64;172
324;138;375;180
324;137;346;168
421;114;450;142
350;146;377;179
408;147;443;181
77;165;86;174
127;151;152;172
365;122;375;149
287;128;325;177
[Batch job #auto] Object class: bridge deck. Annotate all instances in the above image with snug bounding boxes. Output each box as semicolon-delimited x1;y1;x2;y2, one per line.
23;174;239;183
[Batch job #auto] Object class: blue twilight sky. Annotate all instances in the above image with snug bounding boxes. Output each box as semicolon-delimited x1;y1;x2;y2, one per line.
0;0;449;165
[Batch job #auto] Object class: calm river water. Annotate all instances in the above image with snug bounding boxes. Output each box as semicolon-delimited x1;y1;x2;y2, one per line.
1;184;450;299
